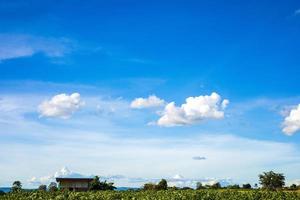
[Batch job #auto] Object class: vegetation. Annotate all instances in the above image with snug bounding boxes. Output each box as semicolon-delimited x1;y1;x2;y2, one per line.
48;182;58;192
11;181;22;193
259;171;285;190
242;183;252;189
1;171;299;199
1;190;300;200
143;179;168;190
38;185;47;191
89;176;116;191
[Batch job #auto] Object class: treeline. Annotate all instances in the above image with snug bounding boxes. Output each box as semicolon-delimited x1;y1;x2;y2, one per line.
141;171;300;191
0;176;115;195
1;170;300;196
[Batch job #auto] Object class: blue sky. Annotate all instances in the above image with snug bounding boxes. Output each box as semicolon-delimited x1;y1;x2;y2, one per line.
1;0;300;188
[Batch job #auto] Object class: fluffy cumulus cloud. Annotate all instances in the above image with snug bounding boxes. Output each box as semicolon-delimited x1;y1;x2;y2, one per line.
282;104;300;135
38;93;84;119
157;92;229;127
28;167;93;186
130;95;165;109
0;34;73;61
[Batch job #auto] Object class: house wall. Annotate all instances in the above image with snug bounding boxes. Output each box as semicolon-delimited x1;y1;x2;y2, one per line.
59;180;91;191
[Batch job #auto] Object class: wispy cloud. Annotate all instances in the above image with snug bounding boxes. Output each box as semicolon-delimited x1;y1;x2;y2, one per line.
0;34;74;62
192;156;206;160
130;95;165;109
294;9;300;16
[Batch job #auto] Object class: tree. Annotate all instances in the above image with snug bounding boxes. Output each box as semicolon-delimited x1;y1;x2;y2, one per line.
38;185;47;191
100;180;116;191
89;176;116;191
196;182;205;190
156;179;168;190
89;176;101;190
289;184;298;190
259;171;285;190
226;184;240;189
12;181;22;192
48;182;58;192
143;183;156;190
242;183;252;189
210;182;221;189
0;190;5;196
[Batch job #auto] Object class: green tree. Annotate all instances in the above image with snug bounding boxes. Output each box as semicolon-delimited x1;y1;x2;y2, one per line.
259;171;285;190
196;182;205;190
210;182;221;189
143;183;156;190
38;185;47;191
12;181;22;192
226;184;240;189
48;182;58;192
157;179;168;190
100;180;116;190
289;184;297;190
242;183;252;189
89;176;101;190
89;176;116;191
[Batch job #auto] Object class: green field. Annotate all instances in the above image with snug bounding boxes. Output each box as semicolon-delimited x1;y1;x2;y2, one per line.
1;190;300;200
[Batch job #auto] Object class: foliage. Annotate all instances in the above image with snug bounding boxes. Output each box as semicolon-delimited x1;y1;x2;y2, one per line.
0;191;5;196
196;182;205;190
210;182;222;189
89;176;116;191
157;179;168;190
48;182;58;192
38;185;47;191
242;183;252;189
1;190;300;200
11;181;22;192
226;184;240;189
259;171;285;190
143;179;168;190
143;183;157;190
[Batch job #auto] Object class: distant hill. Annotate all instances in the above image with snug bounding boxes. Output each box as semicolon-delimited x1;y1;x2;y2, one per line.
116;187;139;191
0;187;11;193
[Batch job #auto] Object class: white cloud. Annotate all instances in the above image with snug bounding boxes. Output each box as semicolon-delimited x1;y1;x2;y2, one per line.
0;34;73;61
38;93;84;119
295;9;300;16
166;174;232;188
28;167;93;186
130;95;165;109
282;104;300;135
157;92;229;126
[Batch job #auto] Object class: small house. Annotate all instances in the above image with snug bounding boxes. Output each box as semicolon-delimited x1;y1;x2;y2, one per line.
56;177;94;191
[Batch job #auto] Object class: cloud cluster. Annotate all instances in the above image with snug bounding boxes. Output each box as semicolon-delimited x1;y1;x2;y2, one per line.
0;34;73;61
130;95;165;109
282;104;300;135
157;92;229;126
38;93;84;119
28;167;93;186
